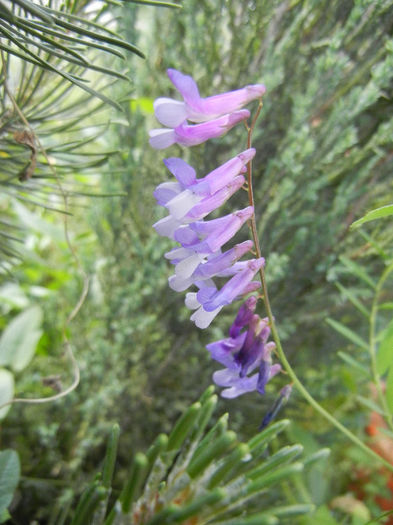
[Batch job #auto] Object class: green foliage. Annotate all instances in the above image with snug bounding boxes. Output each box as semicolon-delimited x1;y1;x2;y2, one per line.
60;389;315;525
0;449;20;523
0;305;42;372
351;204;393;229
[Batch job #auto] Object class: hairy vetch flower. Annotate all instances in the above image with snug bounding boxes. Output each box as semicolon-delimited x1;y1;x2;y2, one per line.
150;68;283;405
149;110;250;149
207;301;281;398
154;69;266;127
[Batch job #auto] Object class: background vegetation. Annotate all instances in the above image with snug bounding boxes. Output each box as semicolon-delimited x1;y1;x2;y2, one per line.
0;0;392;523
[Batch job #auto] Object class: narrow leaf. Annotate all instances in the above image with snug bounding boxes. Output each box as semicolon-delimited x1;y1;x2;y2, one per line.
326;318;368;350
335;282;369;318
120;453;148;513
339;256;376;289
350;204;393;229
102;424;120;489
337;351;369;376
187;431;236;478
166;402;201;452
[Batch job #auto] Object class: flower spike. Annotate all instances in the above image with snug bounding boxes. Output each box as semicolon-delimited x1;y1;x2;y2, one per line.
150;69;283;404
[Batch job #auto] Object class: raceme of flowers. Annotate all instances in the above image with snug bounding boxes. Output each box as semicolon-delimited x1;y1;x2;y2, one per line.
150;69;281;399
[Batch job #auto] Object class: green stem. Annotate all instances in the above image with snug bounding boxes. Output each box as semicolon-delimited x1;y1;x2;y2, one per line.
245;104;393;474
369;262;393;432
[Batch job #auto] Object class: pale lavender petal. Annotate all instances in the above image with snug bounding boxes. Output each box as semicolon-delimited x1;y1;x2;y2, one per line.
154;98;188;127
153;215;182;238
166;190;202;219
189;214;233;235
242;281;261;295
167;69;201;107
174;225;200;246
270;364;282;378
193;207;254;254
154;181;182;206
213;368;241;386
262;341;276;359
185;292;199;310
215;260;251;277
196;84;266;118
163;158;196;187
193;241;253;279
186;176;245;220
173;111;250;147
196;148;255;195
167;69;266;123
149;128;176;149
201;258;265;311
168;274;194;292
175;253;205;279
190;305;223;329
196;286;217;304
165;246;194;261
220;375;259;398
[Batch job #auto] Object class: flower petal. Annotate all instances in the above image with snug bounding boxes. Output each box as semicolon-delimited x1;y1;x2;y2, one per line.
149;128;176;149
154;97;188;127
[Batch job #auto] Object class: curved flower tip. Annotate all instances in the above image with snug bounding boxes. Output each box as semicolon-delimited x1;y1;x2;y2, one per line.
163;69;266;124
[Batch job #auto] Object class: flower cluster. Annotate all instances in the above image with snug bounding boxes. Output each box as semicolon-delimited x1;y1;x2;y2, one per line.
150;69;281;399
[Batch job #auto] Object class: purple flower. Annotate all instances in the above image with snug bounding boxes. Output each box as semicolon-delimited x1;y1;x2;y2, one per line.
174;206;254;254
207;299;281;398
229;295;258;338
149;110;250;149
198;258;265;311
154;69;266;127
168;241;254;293
153;150;254;227
160;149;254;198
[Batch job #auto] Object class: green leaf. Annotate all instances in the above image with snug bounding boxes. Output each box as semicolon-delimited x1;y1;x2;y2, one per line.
350;204;393;229
0;306;43;372
335;282;369;318
337;351;369;376
326;318;369;350
377;319;393;375
0;450;20;514
0;369;14;420
339;256;376;289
